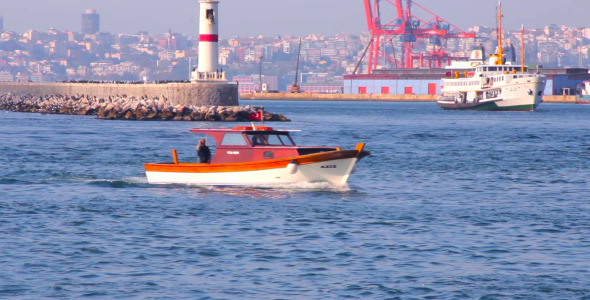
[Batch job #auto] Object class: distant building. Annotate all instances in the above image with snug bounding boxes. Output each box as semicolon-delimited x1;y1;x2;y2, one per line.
0;71;13;82
233;75;278;93
233;75;256;93
81;9;100;34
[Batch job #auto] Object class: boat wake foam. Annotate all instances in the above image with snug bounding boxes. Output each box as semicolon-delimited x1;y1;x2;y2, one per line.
186;181;352;191
85;178;145;188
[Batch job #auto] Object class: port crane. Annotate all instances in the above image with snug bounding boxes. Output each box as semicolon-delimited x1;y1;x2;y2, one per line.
363;0;476;72
290;39;302;93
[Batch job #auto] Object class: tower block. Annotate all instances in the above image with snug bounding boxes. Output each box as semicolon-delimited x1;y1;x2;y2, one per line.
192;0;226;82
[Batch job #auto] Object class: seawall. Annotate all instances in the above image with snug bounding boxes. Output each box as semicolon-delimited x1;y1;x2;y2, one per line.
240;92;577;103
0;82;239;106
0;93;289;121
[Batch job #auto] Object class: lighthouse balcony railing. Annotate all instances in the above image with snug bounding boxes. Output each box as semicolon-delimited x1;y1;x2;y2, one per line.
191;71;227;82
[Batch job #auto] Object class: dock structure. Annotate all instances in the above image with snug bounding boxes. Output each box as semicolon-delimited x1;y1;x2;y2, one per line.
240;92;577;103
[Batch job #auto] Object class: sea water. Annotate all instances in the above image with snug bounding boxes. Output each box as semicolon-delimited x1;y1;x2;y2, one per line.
1;101;590;299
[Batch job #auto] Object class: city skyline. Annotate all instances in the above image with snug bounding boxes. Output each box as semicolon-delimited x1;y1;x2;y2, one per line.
0;0;589;37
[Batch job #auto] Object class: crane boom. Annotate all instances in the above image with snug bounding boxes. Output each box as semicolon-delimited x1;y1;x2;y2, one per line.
363;0;476;72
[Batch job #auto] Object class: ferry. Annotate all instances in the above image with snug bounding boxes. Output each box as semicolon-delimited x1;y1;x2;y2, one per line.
437;62;546;111
144;125;370;186
437;1;546;111
576;81;590;104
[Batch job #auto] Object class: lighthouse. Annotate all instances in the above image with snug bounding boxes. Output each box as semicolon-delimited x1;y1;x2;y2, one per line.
192;0;226;82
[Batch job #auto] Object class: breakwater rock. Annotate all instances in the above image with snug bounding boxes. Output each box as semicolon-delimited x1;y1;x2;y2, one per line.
0;93;290;122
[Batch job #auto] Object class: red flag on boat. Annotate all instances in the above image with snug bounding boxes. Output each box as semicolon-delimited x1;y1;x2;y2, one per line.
249;110;263;120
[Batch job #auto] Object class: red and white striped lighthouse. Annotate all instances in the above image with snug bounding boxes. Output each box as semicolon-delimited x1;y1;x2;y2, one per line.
193;0;225;81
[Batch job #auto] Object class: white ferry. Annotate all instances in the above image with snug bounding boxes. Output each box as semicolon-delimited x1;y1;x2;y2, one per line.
437;1;546;111
437;61;546;111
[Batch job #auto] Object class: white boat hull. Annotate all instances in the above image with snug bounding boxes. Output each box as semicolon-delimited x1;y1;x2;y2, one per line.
145;157;359;186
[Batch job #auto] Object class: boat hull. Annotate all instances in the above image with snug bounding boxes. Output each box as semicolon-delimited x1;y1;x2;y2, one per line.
145;148;366;186
437;99;537;111
576;95;590;104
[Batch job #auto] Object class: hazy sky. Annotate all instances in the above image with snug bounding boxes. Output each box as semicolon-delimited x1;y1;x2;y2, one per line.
0;0;588;37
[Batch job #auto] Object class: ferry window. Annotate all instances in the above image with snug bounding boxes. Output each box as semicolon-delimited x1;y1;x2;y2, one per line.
221;133;248;145
489;67;497;71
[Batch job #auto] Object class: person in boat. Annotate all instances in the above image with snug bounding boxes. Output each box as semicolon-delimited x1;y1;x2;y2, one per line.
251;136;260;146
197;139;211;163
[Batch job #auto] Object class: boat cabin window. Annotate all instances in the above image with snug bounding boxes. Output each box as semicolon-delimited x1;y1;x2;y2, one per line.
247;133;295;146
488;67;497;71
220;133;248;146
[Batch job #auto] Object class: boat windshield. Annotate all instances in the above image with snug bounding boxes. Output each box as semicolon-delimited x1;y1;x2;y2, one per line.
247;133;295;146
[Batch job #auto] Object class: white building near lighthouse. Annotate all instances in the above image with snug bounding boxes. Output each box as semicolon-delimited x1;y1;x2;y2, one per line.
191;0;227;82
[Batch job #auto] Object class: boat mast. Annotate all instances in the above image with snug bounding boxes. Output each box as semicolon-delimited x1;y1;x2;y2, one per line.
521;24;525;73
496;0;503;65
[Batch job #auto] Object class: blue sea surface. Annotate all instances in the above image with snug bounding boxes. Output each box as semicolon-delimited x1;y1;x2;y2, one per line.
1;101;590;299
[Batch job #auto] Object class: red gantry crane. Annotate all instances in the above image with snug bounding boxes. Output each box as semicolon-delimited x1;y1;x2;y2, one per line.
363;0;476;73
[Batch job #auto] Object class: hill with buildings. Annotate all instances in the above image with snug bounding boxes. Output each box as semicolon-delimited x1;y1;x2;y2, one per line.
0;9;589;93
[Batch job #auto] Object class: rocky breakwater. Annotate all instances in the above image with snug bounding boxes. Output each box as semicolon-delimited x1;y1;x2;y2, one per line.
0;93;289;122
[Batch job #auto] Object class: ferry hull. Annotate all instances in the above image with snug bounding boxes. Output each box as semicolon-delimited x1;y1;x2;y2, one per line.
145;148;367;186
438;100;537;111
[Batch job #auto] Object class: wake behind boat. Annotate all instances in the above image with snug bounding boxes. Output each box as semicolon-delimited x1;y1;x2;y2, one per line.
144;125;370;186
437;1;546;111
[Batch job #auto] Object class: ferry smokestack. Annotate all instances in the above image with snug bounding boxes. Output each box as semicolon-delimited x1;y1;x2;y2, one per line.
193;0;226;82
